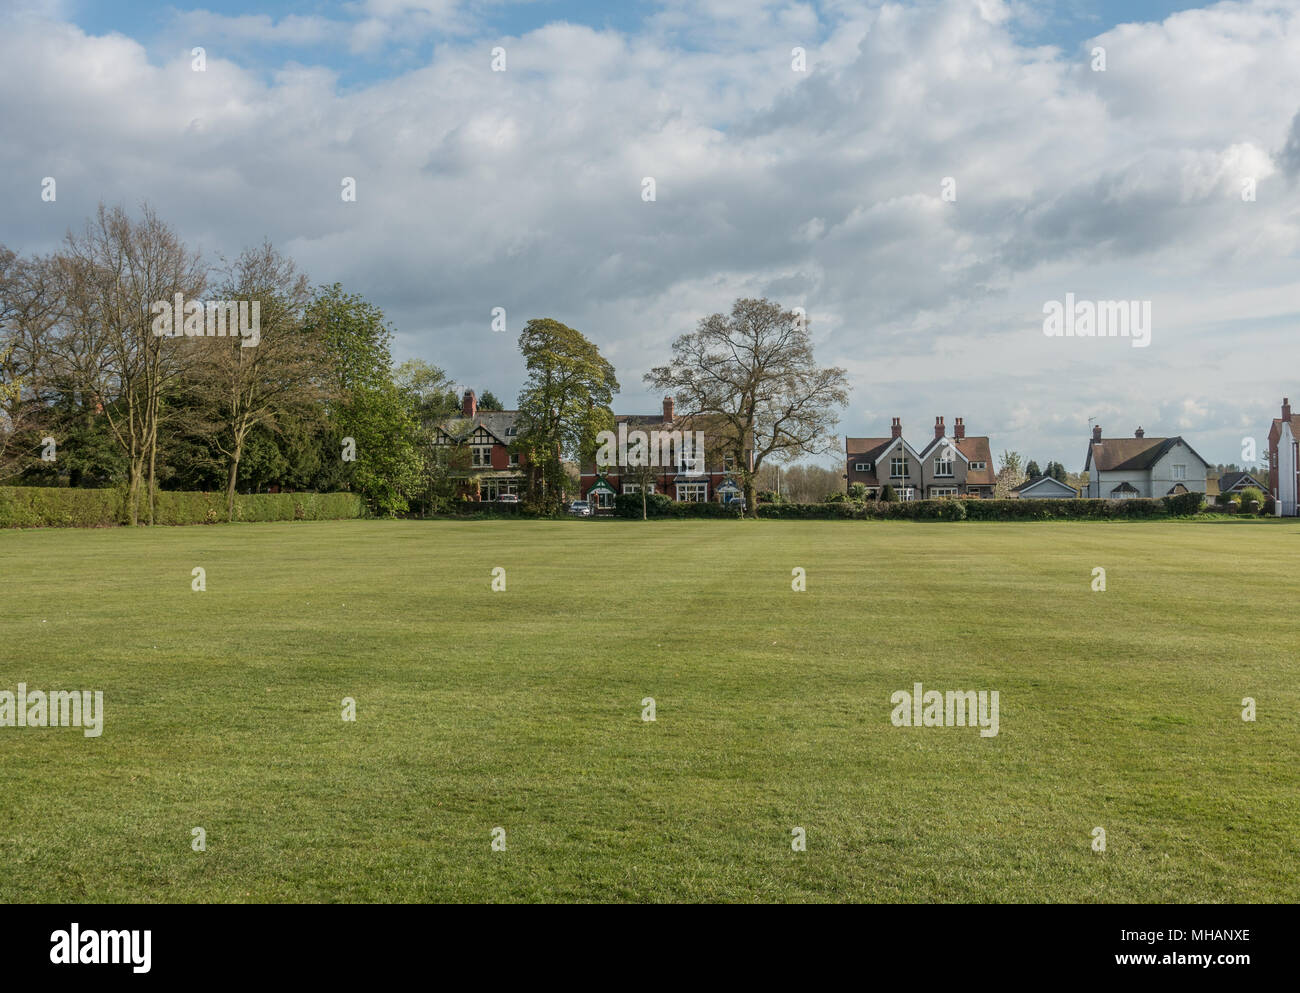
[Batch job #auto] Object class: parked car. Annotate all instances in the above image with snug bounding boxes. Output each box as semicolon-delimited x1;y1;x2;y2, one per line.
497;493;520;503
568;500;592;517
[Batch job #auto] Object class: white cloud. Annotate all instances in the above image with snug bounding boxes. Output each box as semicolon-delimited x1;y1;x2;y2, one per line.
1;0;1298;468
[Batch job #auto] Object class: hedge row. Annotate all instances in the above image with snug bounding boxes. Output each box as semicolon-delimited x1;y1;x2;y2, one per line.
613;492;743;518
0;487;365;528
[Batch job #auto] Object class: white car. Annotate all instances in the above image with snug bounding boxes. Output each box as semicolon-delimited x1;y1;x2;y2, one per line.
497;493;520;503
568;500;593;516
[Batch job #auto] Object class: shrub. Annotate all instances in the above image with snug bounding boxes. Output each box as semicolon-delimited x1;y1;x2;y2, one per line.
1162;491;1205;516
824;491;849;503
880;484;897;503
847;482;868;502
1237;486;1265;513
613;492;673;518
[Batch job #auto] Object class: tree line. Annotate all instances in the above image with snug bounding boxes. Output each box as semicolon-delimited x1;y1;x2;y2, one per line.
2;204;850;520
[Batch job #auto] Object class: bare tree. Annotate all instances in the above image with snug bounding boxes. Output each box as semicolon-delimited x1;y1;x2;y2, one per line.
645;298;849;516
0;247;60;483
54;204;205;524
191;243;328;520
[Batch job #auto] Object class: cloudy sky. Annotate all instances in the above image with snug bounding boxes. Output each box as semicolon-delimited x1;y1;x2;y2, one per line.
3;0;1298;470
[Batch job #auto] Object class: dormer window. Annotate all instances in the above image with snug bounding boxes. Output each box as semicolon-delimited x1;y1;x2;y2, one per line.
855;461;872;472
506;426;517;437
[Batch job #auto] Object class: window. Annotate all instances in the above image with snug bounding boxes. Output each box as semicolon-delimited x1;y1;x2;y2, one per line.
934;455;953;477
623;483;655;494
1172;464;1186;480
593;490;613;509
676;482;707;502
723;454;736;472
505;426;517;437
480;480;518;501
896;487;915;502
472;445;492;467
509;453;520;466
969;461;986;471
932;487;958;498
890;456;909;478
854;461;872;472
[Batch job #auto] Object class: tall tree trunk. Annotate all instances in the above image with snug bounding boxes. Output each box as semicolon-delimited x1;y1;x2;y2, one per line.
226;440;243;523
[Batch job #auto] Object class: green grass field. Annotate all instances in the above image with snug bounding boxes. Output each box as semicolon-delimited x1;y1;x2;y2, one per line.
1;518;1297;903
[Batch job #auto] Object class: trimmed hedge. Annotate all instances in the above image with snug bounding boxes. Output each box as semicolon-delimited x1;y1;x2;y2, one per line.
0;487;364;528
614;492;742;518
759;497;1181;520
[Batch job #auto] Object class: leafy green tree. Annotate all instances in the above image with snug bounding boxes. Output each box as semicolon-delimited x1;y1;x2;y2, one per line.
1025;460;1042;481
304;285;419;515
477;390;504;411
514;318;618;510
395;359;462;515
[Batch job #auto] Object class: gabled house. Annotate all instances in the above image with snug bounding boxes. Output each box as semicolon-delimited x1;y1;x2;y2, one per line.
1083;425;1208;499
578;397;753;509
1217;470;1267;495
845;416;996;499
1011;475;1078;499
433;390;527;501
1268;397;1298;516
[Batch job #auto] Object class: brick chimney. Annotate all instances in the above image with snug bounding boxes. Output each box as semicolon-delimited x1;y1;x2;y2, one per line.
891;417;902;439
462;389;477;418
663;396;675;422
1283;397;1292;422
1134;426;1144;439
1092;424;1102;443
954;417;965;440
934;416;945;440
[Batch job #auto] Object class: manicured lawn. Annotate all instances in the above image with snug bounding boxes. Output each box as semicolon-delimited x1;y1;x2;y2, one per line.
1;518;1297;902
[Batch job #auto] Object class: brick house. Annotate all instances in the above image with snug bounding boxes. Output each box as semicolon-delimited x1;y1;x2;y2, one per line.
578;397;753;510
1082;425;1208;498
433;390;527;501
845;416;996;499
1268;397;1298;515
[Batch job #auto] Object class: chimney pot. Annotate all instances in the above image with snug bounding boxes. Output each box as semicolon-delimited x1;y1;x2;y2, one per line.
934;415;945;440
1135;426;1144;438
954;417;965;440
462;389;477;418
1092;425;1102;443
1284;397;1292;421
663;396;675;422
891;417;902;439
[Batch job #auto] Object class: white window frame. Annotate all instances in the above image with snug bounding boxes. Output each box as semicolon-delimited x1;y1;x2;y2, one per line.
593;490;614;509
934;456;953;477
854;461;872;472
969;461;986;471
890;456;909;478
508;453;520;466
676;482;707;503
1172;464;1187;480
623;483;656;494
932;486;958;498
472;445;493;468
896;486;915;502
